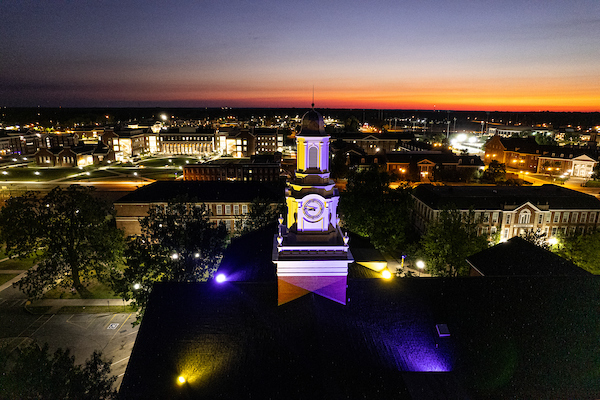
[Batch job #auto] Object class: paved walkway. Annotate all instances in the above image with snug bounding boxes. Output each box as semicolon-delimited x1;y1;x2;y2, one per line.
28;298;133;314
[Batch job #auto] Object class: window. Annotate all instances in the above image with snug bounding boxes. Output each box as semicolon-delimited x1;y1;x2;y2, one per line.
233;205;239;215
242;205;248;214
553;212;560;223
506;214;512;225
504;228;509;239
571;212;578;223
492;212;499;223
581;212;587;223
590;212;597;224
216;205;222;215
225;205;231;215
519;210;531;224
562;212;569;223
546;213;551;223
308;146;319;168
537;214;543;224
551;227;557;236
482;212;490;223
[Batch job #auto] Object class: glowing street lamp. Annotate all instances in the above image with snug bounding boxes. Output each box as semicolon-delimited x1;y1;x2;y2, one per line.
548;237;558;246
416;260;425;277
381;269;392;280
215;273;227;283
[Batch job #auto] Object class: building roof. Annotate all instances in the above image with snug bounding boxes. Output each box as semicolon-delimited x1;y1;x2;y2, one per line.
120;276;600;399
298;109;326;137
413;184;600;211
114;181;284;204
466;237;590;276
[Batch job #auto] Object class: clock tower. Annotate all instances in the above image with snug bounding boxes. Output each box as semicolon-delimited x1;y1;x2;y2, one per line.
273;108;353;305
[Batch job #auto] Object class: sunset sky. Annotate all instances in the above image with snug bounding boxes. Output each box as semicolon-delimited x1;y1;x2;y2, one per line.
1;0;599;111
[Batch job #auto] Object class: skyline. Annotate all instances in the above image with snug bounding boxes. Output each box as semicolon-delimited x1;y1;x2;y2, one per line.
1;0;599;111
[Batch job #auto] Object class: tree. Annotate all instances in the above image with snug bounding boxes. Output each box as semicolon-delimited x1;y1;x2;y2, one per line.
330;151;349;180
519;229;549;250
112;198;229;319
419;208;489;277
481;160;506;183
344;115;360;132
552;230;600;274
339;166;413;252
0;186;124;298
235;197;284;235
0;342;116;399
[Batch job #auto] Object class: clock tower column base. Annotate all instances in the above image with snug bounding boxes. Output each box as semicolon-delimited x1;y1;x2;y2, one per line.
277;275;347;305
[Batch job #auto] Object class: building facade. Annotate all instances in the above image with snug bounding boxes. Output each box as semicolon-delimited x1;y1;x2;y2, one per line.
412;184;600;241
484;135;597;178
114;181;283;236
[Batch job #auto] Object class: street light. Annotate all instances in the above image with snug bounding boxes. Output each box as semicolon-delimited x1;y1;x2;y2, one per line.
416;260;425;277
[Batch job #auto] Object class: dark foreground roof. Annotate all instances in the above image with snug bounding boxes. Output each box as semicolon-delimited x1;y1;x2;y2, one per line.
114;181;284;204
467;237;591;276
120;277;600;399
413;184;600;210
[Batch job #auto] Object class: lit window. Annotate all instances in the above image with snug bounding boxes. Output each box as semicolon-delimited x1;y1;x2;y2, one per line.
554;212;560;223
225;205;231;215
242;205;248;214
233;205;239;215
562;212;569;223
216;205;222;215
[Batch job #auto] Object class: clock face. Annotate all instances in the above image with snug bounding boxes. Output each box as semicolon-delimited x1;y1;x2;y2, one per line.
303;198;324;220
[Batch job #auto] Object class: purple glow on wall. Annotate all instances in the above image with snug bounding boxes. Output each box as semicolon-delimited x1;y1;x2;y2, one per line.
381;330;452;372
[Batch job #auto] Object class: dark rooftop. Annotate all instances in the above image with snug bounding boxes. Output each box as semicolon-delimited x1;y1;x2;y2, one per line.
114;181;284;204
120;276;600;399
413;184;600;211
467;236;591;276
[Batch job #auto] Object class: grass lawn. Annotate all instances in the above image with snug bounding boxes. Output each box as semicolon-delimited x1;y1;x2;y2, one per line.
0;167;81;181
43;279;121;299
0;274;18;285
0;256;36;270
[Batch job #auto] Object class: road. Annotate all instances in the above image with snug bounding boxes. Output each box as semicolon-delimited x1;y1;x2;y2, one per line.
0;280;139;391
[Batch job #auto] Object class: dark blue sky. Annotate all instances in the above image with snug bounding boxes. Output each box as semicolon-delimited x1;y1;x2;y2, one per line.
1;0;599;110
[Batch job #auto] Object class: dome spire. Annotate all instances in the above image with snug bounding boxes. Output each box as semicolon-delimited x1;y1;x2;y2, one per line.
311;85;315;109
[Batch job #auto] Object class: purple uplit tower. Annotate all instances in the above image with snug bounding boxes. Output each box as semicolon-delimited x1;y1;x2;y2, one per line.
273;107;353;305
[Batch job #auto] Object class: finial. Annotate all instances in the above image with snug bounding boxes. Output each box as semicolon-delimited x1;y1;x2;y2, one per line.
343;232;349;246
278;214;284;225
312;86;315;109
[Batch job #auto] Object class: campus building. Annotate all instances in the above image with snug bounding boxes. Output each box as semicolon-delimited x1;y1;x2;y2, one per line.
484;135;597;178
412;184;600;240
113;181;283;236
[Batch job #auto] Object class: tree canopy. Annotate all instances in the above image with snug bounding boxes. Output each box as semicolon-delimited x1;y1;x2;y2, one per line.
419;207;489;276
481;160;506;183
339;166;413;252
112;198;229;318
0;186;123;298
235;197;284;235
552;231;600;274
0;342;116;400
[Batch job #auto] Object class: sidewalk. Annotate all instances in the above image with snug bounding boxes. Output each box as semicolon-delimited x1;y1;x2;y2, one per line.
28;298;133;314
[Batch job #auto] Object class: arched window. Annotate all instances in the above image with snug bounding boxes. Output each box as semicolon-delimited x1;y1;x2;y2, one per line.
519;209;531;224
308;146;318;169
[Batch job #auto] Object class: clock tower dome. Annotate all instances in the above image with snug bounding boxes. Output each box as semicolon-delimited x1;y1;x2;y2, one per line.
273;108;353;305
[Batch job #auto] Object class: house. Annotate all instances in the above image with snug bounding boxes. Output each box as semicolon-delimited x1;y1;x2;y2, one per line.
113;180;284;236
386;151;484;182
412;184;600;240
